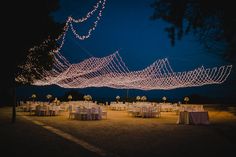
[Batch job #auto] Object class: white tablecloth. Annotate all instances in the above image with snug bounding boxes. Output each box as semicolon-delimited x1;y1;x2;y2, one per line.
177;111;210;125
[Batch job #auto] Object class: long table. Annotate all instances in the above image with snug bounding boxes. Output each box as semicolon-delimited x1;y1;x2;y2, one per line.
177;111;210;125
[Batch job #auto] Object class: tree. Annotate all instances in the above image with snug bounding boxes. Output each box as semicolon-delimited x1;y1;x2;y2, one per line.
150;0;236;61
16;40;58;84
2;0;63;122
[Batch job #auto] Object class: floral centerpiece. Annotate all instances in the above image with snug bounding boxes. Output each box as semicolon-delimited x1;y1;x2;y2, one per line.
141;96;147;101
162;96;167;103
116;96;120;103
136;96;141;102
68;95;72;101
184;96;190;104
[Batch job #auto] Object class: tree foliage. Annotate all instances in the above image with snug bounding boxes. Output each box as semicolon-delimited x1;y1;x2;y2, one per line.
16;40;56;84
1;0;63;105
151;0;236;61
3;0;63;87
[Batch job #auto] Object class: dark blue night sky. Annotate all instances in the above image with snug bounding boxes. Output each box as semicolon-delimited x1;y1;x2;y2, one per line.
16;0;235;102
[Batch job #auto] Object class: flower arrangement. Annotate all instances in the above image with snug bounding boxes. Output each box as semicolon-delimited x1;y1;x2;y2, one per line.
184;97;190;104
31;94;36;99
46;94;52;100
141;96;147;101
162;96;167;103
116;96;120;102
136;96;141;101
53;97;60;105
68;95;72;101
31;94;36;102
84;95;92;101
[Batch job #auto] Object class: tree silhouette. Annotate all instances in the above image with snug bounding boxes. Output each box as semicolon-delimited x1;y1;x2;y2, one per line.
150;0;236;61
2;0;63;122
3;0;63;86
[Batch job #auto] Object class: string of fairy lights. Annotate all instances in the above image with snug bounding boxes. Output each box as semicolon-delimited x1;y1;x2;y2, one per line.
30;51;233;90
16;0;233;90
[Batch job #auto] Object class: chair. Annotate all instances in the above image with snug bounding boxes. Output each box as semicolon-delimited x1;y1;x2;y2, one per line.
68;105;76;119
29;106;36;115
101;108;107;119
91;107;100;120
152;106;161;118
80;108;90;120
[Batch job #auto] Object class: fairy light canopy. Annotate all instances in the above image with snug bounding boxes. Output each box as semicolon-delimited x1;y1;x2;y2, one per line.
16;0;233;90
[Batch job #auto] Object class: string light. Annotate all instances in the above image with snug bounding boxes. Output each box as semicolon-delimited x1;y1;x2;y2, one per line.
16;0;233;90
22;51;232;90
30;0;107;53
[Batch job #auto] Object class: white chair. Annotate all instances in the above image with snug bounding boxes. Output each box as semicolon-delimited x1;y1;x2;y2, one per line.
68;105;76;119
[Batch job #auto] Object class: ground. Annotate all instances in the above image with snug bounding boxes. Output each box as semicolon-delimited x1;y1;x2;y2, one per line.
0;106;236;157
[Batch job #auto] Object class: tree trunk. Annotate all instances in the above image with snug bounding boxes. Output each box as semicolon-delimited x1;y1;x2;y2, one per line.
11;87;16;123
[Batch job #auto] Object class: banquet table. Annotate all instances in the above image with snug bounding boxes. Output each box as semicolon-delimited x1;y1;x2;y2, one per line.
177;111;210;125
